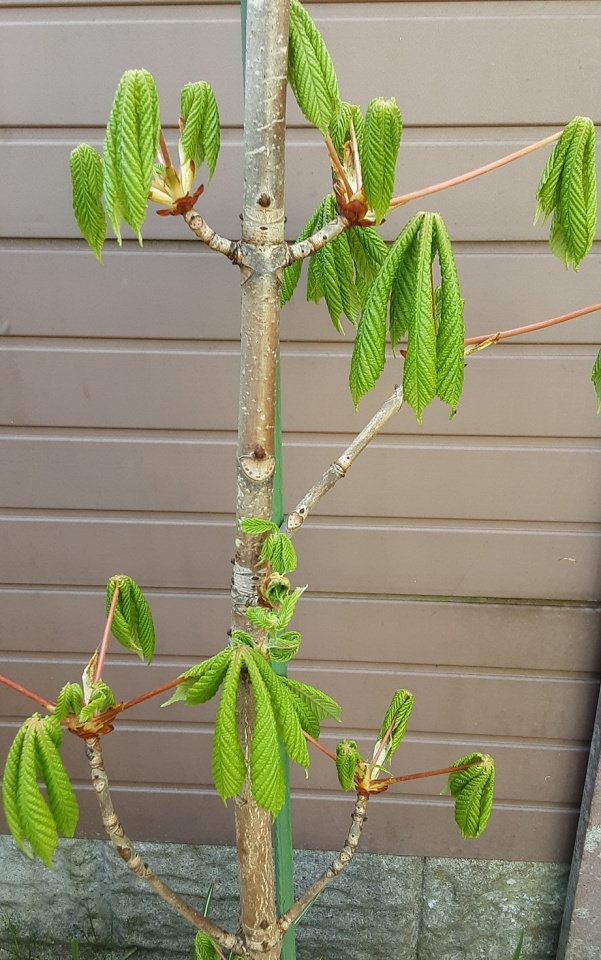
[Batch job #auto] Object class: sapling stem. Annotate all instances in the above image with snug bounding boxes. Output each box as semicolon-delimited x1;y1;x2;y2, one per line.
388;130;562;210
0;673;54;711
85;736;244;954
93;582;120;683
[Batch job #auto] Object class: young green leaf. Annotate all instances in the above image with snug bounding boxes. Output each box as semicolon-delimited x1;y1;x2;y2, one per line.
350;213;423;406
17;724;58;867
281;677;341;722
243;652;285;816
195;933;219;960
329;101;354;157
2;724;28;855
336;739;360;791
53;682;84;722
276;586;307;630
282;684;321;740
432;215;465;413
212;652;246;803
69;145;106;262
268;632;302;663
402;213;437;422
288;0;340;136
34;724;78;838
240;518;278;535
247;652;309;768
347;226;388;289
185;648;233;705
447;752;495;839
246;606;279;631
362;98;402;224
313;243;344;334
180;81;221;180
389;234;419;350
107;575;155;664
103;69;161;243
281;204;323;307
592;348;601;414
535;117;597;269
78;680;115;723
261;531;298;574
373;689;414;767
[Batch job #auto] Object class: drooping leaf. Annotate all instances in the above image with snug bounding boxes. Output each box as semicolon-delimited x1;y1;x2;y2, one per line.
336;739;360;791
347;226;388;289
282;684;321;740
432;215;465;413
350;213;423;406
69;145;106;262
535;117;597;269
248;652;309;768
402;213;437;421
362;98;402;224
106;575;155;664
389;234;419;351
447;752;495;839
212;652;245;803
373;689;414;768
243;652;285;816
17;724;58;867
288;0;340;136
2;724;28;854
180;81;221;180
313;243;344;334
334;234;362;326
103;69;161;243
592;348;601;414
281;204;323;307
33;725;78;838
281;678;341;722
185;648;233;705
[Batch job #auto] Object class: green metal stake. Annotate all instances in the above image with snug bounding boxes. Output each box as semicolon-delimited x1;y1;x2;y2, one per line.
240;4;297;959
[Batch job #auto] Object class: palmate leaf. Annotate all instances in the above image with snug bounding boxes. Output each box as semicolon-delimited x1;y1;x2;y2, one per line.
260;531;298;574
18;726;58;867
347;226;388;288
248;652;309;768
313;235;362;333
389;234;420;350
592;348;601;414
535;117;597;269
374;689;414;767
103;69;161;243
180;81;220;180
69;144;106;262
185;648;232;705
243;652;285;817
53;682;83;722
33;723;78;838
362;98;402;224
281;677;341;722
2;724;28;855
281;204;323;307
212;651;245;803
288;0;340;136
282;684;321;739
107;575;155;664
402;212;437;422
447;752;495;839
336;739;360;791
350;213;423;406
433;214;465;413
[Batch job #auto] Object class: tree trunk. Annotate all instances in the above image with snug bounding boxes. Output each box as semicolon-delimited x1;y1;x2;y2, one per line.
231;1;290;957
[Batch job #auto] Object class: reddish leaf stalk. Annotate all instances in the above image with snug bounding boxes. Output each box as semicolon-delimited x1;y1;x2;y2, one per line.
303;731;337;762
385;761;476;785
115;677;182;714
465;301;601;347
0;672;54;711
94;582;120;683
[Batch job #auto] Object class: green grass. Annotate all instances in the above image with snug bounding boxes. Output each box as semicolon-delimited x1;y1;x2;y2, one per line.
0;912;137;960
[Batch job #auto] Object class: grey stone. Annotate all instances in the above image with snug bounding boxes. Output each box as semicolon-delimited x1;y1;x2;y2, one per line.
418;858;569;960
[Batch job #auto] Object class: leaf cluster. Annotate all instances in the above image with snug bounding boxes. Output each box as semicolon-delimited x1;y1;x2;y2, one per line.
2;715;78;867
535;117;597;270
163;646;340;817
288;0;340;136
446;752;495;839
335;739;360;791
180;81;220;181
241;585;306;663
372;688;414;770
350;211;465;420
107;575;155;664
239;518;297;574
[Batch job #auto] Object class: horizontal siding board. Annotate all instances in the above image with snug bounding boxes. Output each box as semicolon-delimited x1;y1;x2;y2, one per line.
0;515;598;600
1;657;597;741
1;5;600;126
2;133;601;243
1;243;600;344
1;589;598;672
1;434;601;524
1;343;600;439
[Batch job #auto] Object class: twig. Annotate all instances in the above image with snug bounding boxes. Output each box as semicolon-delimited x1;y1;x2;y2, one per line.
278;794;369;932
85;736;244;955
184;210;240;262
94;583;120;683
388;131;562;210
287;216;349;263
0;673;54;711
282;385;404;535
303;731;337;762
464;301;601;348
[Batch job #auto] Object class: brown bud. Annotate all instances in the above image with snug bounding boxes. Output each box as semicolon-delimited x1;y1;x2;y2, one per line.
253;444;266;460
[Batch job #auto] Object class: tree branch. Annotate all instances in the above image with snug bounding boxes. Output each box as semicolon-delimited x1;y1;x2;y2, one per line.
282;385;404;535
184;209;240;262
388;130;562;211
84;736;244;955
287;216;348;264
278;794;369;932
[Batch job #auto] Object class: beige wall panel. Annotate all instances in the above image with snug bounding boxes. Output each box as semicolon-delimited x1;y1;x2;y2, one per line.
1;434;600;524
0;515;599;599
3;133;601;243
2;5;600;127
1;655;597;741
1;588;598;672
1;342;599;439
2;242;600;344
